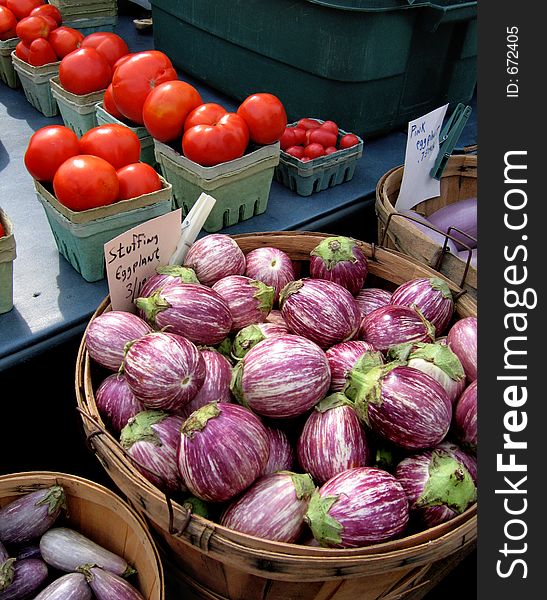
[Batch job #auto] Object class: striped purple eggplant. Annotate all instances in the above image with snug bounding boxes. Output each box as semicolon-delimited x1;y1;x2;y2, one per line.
231;334;331;418
457;247;477;268
178;402;270;502
390;277;454;336
244;246;296;303
325;340;379;392
136;281;233;346
279;279;361;349
79;566;144;600
221;472;315;542
309;236;368;296
388;342;466;405
183;234;246;286
0;542;7;564
95;373;143;434
120;411;185;494
0;559;48;599
212;275;274;332
359;305;435;353
395;445;476;527
344;362;452;450
85;311;153;372
9;544;41;562
39;527;135;577
447;316;477;382
305;467;409;548
138;264;199;297
231;322;289;361
453;379;477;453
297;394;370;485
0;486;66;546
123;332;205;412
263;425;295;475
437;440;477;483
266;309;287;327
354;287;393;318
34;573;92;600
177;350;233;420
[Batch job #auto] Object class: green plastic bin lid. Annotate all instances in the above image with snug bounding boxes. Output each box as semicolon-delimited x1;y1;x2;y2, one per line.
305;0;475;10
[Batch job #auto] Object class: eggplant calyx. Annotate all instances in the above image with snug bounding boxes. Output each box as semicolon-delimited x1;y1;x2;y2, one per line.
122;564;137;578
75;563;96;582
315;392;353;413
181;495;209;519
216;337;235;364
250;280;275;314
181;402;222;438
229;361;248;408
407;343;465;381
231;325;266;361
304;491;343;547
310;236;358;270
134;290;171;327
429;277;453;300
283;472;316;501
278;280;303;308
416;453;477;514
36;485;67;516
155;264;199;284
0;558;16;592
411;304;436;341
120;410;167;448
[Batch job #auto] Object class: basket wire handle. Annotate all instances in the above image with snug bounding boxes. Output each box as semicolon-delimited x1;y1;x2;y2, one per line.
379;211;473;292
75;407;193;536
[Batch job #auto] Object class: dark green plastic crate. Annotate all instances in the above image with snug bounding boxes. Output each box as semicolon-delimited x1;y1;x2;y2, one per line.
151;0;476;138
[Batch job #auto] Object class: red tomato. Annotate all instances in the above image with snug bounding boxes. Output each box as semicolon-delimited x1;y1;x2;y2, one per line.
15;40;31;61
48;26;84;59
320;121;339;136
182;113;249;167
339;133;360;149
325;146;338;155
0;6;16;38
30;3;62;26
184;102;227;131
15;15;52;45
79;124;141;170
304;143;325;159
117;162;162;200
59;47;111;95
292;127;306;145
308;128;337;149
5;0;43;21
285;145;305;159
28;37;57;66
143;80;203;143
0;26;16;41
297;118;321;131
24;125;80;182
237;92;287;145
53;155;119;211
300;156;312;163
112;51;135;72
81;32;129;68
279;127;297;151
111;50;178;125
0;221;5;237
102;84;124;120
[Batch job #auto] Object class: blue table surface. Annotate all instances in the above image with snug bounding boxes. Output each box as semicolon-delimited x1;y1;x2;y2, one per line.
0;14;477;371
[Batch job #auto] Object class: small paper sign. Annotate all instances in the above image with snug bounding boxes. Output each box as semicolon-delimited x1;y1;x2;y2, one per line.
104;209;182;312
395;104;449;212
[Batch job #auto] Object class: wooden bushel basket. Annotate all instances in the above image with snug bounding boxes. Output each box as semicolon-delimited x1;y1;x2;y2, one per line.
375;154;477;299
0;471;164;600
75;231;477;600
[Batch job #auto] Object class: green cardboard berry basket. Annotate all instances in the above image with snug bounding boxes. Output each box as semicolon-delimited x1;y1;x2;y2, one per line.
48;0;117;35
50;76;105;137
95;102;157;168
153;140;280;232
34;177;173;282
0;208;16;315
0;37;19;89
274;120;364;196
11;52;60;117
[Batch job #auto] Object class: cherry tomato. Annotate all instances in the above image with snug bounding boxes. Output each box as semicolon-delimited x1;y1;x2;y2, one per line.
143;80;203;143
15;15;52;45
5;0;43;21
15;40;31;62
237;92;287;145
339;133;360;149
79;124;141;170
279;127;297;151
297;118;321;131
320;121;339;136
304;143;325;159
0;6;16;39
182;113;250;167
53;155;119;211
48;26;84;59
102;84;125;120
285;145;305;159
292;127;306;145
59;47;112;95
24;125;80;182
308;128;337;149
300;156;312;163
324;146;338;155
183;102;227;131
111;50;178;125
81;32;129;68
30;4;62;26
28;37;57;66
117;162;162;200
